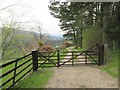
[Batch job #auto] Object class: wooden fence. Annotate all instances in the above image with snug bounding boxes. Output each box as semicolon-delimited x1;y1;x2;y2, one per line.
0;44;105;89
0;53;33;89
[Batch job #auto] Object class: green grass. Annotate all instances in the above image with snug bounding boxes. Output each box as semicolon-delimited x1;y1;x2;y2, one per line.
99;50;118;78
1;55;32;88
13;68;53;88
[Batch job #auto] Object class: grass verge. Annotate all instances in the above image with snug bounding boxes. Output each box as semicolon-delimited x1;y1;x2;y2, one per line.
99;50;118;78
13;68;53;88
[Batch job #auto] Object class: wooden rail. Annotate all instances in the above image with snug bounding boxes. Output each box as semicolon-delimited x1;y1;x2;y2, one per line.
0;53;33;89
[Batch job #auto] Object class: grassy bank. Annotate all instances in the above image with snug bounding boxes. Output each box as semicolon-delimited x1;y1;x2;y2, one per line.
100;50;118;78
13;68;53;88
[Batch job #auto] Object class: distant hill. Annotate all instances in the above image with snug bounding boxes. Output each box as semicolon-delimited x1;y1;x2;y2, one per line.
47;34;63;40
17;30;64;47
18;29;63;39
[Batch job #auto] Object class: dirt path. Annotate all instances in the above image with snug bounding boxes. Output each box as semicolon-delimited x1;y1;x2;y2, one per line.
46;65;118;88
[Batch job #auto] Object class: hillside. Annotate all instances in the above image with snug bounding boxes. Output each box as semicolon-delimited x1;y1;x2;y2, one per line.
2;29;64;60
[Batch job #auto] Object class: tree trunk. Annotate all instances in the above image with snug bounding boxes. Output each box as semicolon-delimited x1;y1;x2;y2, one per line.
73;28;77;48
102;3;111;44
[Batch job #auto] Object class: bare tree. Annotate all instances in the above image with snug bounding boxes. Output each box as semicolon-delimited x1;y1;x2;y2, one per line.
0;1;25;61
1;20;21;60
32;22;46;49
2;27;15;58
0;1;24;12
0;4;18;11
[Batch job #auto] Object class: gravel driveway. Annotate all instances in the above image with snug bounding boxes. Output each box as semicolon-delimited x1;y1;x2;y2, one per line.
46;65;118;88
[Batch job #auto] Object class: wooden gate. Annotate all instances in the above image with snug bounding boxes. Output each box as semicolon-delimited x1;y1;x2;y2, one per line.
34;44;105;68
38;51;58;68
59;44;105;66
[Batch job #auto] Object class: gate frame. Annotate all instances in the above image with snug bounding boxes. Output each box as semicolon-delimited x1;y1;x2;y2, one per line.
98;44;105;66
32;44;105;70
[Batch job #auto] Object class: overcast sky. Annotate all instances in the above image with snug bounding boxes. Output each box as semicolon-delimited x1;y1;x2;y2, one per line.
0;0;65;36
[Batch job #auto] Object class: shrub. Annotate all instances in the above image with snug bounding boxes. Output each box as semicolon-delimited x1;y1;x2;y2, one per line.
38;41;43;47
38;45;54;52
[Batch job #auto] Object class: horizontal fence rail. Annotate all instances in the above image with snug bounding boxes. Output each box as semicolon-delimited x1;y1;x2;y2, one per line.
0;53;33;89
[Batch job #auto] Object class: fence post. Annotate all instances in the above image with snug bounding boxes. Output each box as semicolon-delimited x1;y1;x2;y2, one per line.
57;50;60;67
98;49;101;66
99;45;104;66
13;61;17;85
72;52;74;65
85;51;87;65
104;44;108;64
32;50;38;71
